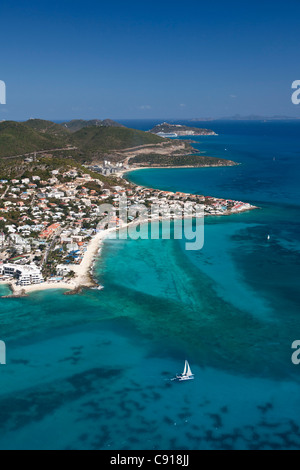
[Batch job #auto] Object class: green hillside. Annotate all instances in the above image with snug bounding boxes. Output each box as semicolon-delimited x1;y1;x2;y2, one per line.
0;121;67;158
61;119;125;132
24;119;71;137
72;126;163;154
0;120;165;161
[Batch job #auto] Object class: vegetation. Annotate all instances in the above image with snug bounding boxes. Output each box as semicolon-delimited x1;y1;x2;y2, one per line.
130;153;238;167
149;122;216;135
61;119;125;132
23;119;71;137
0;120;235;186
0;121;67;158
0;119;165;163
0;153;121;190
71;126;163;154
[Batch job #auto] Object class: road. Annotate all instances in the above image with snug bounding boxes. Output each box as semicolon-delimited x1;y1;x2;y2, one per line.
1;185;10;199
1;147;78;160
41;227;62;268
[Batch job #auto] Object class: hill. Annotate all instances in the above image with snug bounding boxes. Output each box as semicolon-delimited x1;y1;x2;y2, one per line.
72;126;164;155
0;121;68;158
23;119;71;137
61;119;125;132
0;120;193;163
150;122;217;136
130;153;238;168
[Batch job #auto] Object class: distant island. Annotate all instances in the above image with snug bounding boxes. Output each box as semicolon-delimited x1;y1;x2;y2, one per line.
149;122;217;136
190;115;300;122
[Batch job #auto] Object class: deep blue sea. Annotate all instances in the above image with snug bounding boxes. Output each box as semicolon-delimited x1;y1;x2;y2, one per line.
0;120;300;450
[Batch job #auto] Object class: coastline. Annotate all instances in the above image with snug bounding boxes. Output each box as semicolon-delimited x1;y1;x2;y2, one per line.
0;163;258;298
0;226;119;297
117;162;239;179
0;209;257;298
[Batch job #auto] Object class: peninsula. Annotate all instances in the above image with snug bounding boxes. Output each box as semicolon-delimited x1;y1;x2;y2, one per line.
0;119;256;297
149;122;217;136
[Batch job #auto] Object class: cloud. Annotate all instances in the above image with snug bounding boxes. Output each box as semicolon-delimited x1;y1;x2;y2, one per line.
138;105;152;110
230;94;237;99
179;103;186;107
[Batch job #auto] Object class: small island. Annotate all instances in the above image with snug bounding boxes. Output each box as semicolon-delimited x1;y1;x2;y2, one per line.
150;122;217;137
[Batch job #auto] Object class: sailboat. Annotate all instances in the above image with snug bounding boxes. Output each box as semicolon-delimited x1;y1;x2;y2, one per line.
172;360;194;382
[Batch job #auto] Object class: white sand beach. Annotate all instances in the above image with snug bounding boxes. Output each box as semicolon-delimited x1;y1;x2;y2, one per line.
0;226;119;296
0;203;256;297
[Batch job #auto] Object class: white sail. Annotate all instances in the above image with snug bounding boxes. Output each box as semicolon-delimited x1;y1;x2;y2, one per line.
186;362;193;377
182;360;193;377
171;360;194;381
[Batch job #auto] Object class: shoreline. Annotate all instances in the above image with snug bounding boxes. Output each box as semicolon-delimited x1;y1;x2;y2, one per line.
0;227;118;297
0;163;258;298
116;162;239;179
0;207;258;298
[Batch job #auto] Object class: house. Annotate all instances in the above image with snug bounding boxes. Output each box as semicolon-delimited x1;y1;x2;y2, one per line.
39;223;60;239
56;265;72;276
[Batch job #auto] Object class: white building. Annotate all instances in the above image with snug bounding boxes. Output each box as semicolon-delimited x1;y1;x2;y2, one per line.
9;234;31;254
0;263;44;286
48;191;65;199
15;265;44;286
56;265;72;276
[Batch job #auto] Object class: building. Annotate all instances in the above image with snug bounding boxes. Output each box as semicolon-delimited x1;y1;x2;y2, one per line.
0;263;44;286
15;265;44;286
56;265;72;277
39;223;60;239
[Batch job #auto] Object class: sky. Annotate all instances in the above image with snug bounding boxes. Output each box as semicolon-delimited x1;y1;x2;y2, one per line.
0;0;300;120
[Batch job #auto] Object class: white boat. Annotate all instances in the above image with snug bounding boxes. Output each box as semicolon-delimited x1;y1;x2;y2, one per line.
267;234;271;241
172;360;194;382
156;132;178;138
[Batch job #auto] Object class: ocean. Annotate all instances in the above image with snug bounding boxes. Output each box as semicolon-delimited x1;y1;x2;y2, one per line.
0;120;300;450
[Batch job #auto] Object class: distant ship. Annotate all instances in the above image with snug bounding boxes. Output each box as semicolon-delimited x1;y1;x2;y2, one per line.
157;132;178;138
171;360;194;382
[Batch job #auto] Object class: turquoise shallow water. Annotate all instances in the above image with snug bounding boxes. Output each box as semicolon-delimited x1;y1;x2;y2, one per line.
0;121;300;449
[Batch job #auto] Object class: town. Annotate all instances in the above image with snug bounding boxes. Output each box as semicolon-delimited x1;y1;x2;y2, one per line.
0;157;255;292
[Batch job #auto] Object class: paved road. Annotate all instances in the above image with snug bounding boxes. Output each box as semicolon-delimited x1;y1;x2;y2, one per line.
41;227;62;267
